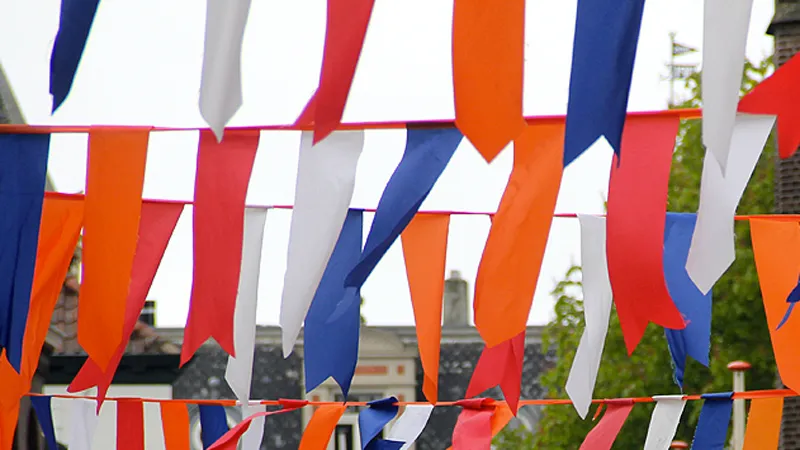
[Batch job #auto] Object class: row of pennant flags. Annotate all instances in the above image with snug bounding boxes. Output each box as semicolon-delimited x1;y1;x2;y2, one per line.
22;389;795;449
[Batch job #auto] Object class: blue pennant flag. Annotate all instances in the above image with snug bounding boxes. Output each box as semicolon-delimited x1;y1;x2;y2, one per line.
305;210;363;397
777;275;800;330
344;127;462;288
0;134;50;372
563;0;646;166
199;405;229;449
359;397;402;450
30;396;58;450
691;392;733;450
50;0;101;112
662;213;712;388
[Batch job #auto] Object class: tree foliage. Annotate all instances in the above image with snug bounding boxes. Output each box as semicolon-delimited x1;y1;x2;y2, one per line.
495;57;776;448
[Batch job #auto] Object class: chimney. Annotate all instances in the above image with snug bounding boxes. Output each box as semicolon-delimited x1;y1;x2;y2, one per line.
443;270;470;327
140;300;157;327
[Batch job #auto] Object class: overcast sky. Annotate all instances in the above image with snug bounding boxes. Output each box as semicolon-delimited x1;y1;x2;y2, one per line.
0;0;776;328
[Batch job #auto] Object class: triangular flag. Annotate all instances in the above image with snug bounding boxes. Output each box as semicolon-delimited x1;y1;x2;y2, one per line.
563;0;646;166
606;116;685;354
280;131;363;356
345;127;462;288
240;403;267;450
643;395;686;449
386;405;434;450
30;396;58;450
466;331;525;414
359;397;401;450
183;129;259;365
579;400;634;449
69;398;99;450
198;0;252;141
160;402;191;450
207;404;305;450
474;123;563;348
452;0;525;162
49;0;100;111
200;405;230;448
68;201;183;410
450;399;513;450
298;405;347;450
691;392;733;449
0;133;50;372
738;52;800;159
743;396;783;449
117;399;145;450
80;128;149;371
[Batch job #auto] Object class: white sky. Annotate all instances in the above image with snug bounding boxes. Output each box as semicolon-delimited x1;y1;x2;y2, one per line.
0;0;776;328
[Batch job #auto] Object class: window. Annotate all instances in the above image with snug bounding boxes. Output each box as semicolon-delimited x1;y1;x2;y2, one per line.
335;425;354;450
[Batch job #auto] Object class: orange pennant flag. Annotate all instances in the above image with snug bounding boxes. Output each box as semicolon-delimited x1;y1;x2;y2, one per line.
401;213;450;403
474;123;563;347
750;218;800;392
80;128;149;371
0;402;19;450
298;405;347;450
743;397;783;449
452;0;526;162
161;402;191;450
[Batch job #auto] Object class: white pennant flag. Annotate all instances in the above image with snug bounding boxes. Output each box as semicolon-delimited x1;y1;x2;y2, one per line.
280;131;364;356
565;214;614;419
68;398;99;450
686;114;775;294
199;0;253;141
225;208;268;405
387;404;434;450
240;403;267;450
644;395;686;450
702;0;754;174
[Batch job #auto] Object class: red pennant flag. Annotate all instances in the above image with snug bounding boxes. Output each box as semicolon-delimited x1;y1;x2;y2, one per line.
466;331;525;414
606;116;685;354
182;130;259;365
579;400;634;449
738;52;800;159
474;123;563;348
452;0;526;162
68;202;183;410
80;129;149;370
307;0;376;144
117;399;145;450
295;92;317;127
401;213;450;403
207;404;305;450
298;405;347;449
450;399;513;450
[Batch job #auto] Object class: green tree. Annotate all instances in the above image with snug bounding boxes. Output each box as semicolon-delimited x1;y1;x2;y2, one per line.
494;57;776;448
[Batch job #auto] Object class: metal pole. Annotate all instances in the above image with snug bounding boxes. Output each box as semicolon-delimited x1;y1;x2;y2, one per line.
668;32;676;107
728;361;752;450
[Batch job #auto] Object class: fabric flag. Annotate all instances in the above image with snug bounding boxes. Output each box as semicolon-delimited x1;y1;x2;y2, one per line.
200;405;230;448
183;130;259;365
742;397;783;449
280;130;364;356
691;392;734;449
359;397;401;450
117;399;145;450
606;116;685;354
452;0;525;162
80;129;149;371
450;399;513;450
240;403;266;450
466;331;525;414
30;396;58;450
225;209;268;406
663;213;711;388
579;400;635;450
199;0;252;141
49;0;100;111
672;41;697;56
345;127;462;288
686;114;775;295
386;405;434;450
563;0;646;166
160;402;191;450
750;218;800;392
643;395;686;450
566;214;614;419
304;210;362;396
400;213;450;402
207;403;305;450
0;134;50;372
702;0;754;174
305;0;376;143
738;52;800;159
68;201;183;410
69;398;99;450
474;123;563;348
298;405;347;450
